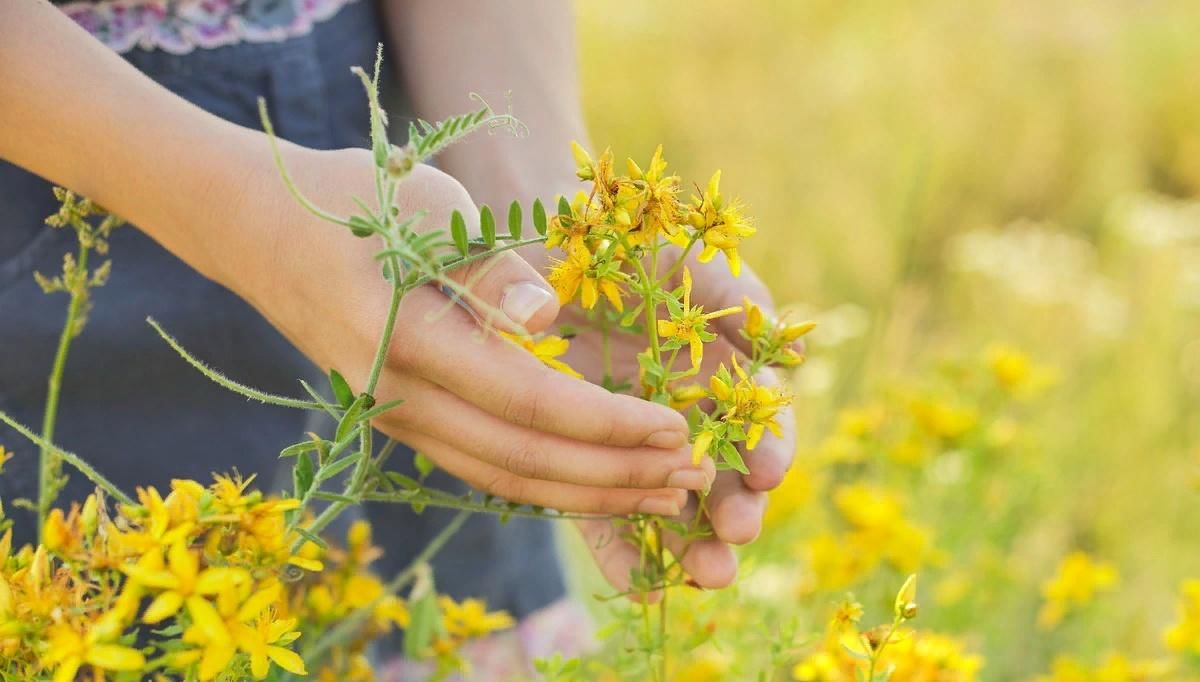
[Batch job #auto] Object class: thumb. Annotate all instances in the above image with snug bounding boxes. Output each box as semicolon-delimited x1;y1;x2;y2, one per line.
441;244;560;335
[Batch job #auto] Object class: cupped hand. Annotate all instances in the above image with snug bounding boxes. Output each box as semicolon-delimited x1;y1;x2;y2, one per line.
231;146;715;515
517;243;799;593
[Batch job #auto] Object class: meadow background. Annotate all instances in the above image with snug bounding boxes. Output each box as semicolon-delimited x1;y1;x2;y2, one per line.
569;1;1200;679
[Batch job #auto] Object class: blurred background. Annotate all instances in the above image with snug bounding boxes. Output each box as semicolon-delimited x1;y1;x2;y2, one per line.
570;1;1200;679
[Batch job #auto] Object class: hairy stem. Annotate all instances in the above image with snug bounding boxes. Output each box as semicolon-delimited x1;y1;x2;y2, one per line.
37;242;89;535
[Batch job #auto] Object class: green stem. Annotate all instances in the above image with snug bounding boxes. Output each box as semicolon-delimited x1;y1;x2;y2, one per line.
2;410;134;507
149;318;323;411
655;234;700;290
360;491;596;520
38;243;89;534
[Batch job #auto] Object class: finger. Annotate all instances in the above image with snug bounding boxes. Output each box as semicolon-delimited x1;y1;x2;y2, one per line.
396;286;690;448
741;367;797;492
376;375;714;490
402;167;559;334
705;471;767;546
441;248;560;335
398;430;687;515
661;498;739;589
576;518;662;604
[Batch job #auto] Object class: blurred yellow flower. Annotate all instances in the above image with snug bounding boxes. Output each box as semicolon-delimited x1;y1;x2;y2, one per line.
438;596;515;639
1164;579;1200;654
1038;551;1119;629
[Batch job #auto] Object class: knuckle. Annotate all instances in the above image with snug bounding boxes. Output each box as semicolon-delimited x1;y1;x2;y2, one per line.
500;438;545;481
501;385;541;429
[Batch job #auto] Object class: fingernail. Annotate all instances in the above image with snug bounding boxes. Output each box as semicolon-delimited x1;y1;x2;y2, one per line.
638;497;680;517
501;282;553;326
644;430;687;449
666;469;708;491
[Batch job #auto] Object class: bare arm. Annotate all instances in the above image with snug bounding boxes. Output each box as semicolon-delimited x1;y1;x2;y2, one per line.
0;0;702;515
383;0;586;209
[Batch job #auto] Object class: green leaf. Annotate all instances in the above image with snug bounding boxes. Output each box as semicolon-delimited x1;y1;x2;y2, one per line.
450;209;469;256
279;437;332;459
719;440;750;475
335;395;369;443
507;200;523;241
404;585;443;660
557;195;572;217
315;453;363;482
293;453;314;498
329;369;354;409
532;198;548;235
479;205;496;246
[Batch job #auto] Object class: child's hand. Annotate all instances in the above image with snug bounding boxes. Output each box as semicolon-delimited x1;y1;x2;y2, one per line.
233;147;714;516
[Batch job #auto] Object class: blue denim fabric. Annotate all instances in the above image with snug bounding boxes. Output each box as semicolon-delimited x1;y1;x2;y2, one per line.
0;0;565;627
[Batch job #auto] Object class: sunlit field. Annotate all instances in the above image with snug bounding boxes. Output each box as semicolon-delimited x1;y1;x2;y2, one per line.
572;1;1200;679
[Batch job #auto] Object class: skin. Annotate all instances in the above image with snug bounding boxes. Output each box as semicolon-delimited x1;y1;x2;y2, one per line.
0;0;797;593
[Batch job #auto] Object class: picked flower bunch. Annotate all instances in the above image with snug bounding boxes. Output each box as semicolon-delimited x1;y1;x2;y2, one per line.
506;141;815;679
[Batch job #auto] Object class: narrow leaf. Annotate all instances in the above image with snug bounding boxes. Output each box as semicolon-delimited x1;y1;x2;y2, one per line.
507;201;522;241
479;205;496;246
329;369;354;409
532;198;548;235
450;210;469;256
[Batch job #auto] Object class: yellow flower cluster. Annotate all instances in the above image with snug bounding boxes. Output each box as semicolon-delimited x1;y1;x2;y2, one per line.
792;576;981;682
1035;654;1172;682
805;484;935;592
1037;551;1119;629
0;474;513;682
547;142;755;314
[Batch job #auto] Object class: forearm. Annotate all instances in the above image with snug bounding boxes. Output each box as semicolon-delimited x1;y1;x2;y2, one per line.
0;0;291;293
382;0;587;207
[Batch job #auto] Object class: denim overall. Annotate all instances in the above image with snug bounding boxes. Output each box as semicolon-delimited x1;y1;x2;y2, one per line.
0;0;565;638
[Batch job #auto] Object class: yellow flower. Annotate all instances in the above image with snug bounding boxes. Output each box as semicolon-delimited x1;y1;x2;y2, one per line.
709;355;790;449
438;596;515;639
657;267;741;369
691;427;716;466
1038;551;1119;629
44;619;146;682
669;383;709;410
500;331;583;379
1164;579;1200;654
546;244;626;312
233;610;307;679
985;344;1056;398
1036;654;1171;682
545;190;601;252
687;171;756;277
827;598;863;638
626;144;685;244
123;541;250;624
177;580;284;681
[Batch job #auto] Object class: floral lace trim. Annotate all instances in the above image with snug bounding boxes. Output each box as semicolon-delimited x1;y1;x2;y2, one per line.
59;0;358;55
378;599;598;682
